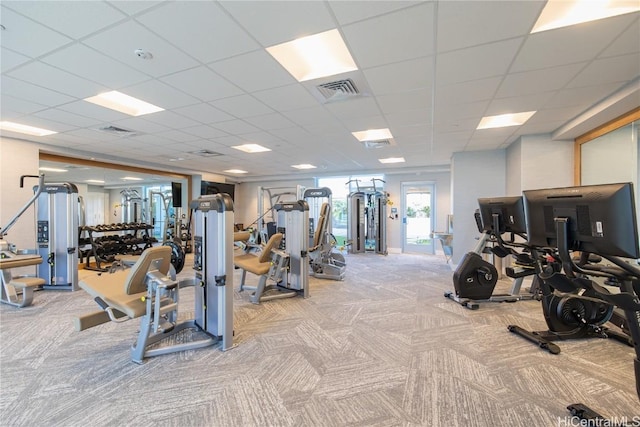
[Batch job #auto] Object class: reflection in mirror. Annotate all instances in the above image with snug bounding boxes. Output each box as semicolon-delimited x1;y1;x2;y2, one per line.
38;159;188;242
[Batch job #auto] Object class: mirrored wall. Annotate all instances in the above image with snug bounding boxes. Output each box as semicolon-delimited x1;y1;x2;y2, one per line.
39;154;190;242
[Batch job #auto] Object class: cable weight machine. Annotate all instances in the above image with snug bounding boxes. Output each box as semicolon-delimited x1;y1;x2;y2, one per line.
346;179;387;255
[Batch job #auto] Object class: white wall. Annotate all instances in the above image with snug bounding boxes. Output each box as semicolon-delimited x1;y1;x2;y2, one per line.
451;150;506;265
520;134;574;191
0;137;41;249
506;138;522;196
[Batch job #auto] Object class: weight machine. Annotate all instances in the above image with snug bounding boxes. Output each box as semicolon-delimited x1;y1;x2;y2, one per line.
76;193;235;363
303;187;346;281
36;182;79;291
346;179;387;254
256;185;304;242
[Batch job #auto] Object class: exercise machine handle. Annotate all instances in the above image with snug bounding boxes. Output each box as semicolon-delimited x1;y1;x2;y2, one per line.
0;174;45;239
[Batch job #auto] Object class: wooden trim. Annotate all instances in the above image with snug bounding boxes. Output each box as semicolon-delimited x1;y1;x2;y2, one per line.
39;152;193;202
573;107;640;185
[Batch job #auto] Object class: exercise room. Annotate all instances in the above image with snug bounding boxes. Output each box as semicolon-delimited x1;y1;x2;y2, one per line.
1;1;639;426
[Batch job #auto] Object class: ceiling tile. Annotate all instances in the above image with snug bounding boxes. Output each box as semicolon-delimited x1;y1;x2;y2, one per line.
0;94;47;117
244;113;296;131
1;47;31;73
136;1;259;63
363;56;433;95
328;0;421;25
83;20;200;78
486;91;556;116
210;94;274;118
111;117;170;134
342;3;434;68
107;1;163;16
436;38;523;86
153;129;200;143
377;89;431;114
41;43;150;88
57;100;130;122
436;77;502;106
437;1;542;52
254;84;319;112
324;97;381;119
545;82;625;109
497;63;586;98
511;13;637;73
282;106;337;127
122;79;200;109
181;124;229;139
33;108;103;128
0;6;72;57
173;103;235;125
1;75;76;107
220;1;335;46
3;1;126;39
567;53;640;88
161;66;243;102
141;110;201;129
212;119;260;135
7;61;106;98
209;50;296;92
600;17;640;58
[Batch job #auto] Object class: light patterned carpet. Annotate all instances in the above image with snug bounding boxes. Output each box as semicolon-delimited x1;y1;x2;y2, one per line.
1;252;638;426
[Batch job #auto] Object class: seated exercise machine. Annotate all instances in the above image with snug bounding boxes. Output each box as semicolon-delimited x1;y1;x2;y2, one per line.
75;194;234;364
308;202;346;281
507;183;640;422
1;174;46;307
235;200;309;303
445;196;538;309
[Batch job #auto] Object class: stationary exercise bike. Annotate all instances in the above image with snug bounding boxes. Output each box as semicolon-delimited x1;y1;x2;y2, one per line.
508;250;632;355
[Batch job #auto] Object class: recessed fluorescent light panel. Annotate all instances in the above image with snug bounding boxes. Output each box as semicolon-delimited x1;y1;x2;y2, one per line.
84;91;164;116
122;176;143;181
231;144;271;153
266;29;358;82
86;179;105;184
477;111;536;130
1;121;57;136
225;169;248;174
352;128;393;142
39;167;68;172
379;157;405;164
531;0;640;33
292;164;316;170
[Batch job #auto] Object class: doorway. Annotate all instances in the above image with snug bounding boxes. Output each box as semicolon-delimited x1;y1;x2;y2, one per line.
402;182;435;254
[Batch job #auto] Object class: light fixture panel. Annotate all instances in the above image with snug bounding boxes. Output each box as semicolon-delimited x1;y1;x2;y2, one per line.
231;144;271;153
266;29;358;82
477;111;536;130
84;91;164;116
1;121;57;136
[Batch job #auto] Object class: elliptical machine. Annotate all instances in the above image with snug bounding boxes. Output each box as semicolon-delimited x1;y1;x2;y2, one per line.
445;196;538;309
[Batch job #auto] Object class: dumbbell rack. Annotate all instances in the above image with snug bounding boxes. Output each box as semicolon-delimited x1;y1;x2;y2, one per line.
81;223;156;271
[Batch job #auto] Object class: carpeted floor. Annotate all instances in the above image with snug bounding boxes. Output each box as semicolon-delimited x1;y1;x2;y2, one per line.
1;252;638;426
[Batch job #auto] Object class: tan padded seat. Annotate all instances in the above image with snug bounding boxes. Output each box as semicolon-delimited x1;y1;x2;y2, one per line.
79;246;172;319
9;277;45;289
234;233;282;275
234;231;251;242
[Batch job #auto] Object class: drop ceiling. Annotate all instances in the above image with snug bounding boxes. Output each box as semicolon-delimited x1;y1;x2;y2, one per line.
1;1;639;182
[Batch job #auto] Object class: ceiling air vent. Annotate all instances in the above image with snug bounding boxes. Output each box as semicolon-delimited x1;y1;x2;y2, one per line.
97;125;137;137
316;78;360;103
361;139;392;149
190;149;222;157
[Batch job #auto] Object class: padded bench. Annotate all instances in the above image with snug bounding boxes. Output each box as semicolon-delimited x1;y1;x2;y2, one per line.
235;233;283;303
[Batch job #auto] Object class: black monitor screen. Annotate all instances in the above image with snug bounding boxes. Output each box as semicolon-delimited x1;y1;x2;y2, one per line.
524;182;639;259
171;182;182;208
477;196;527;235
201;181;235;200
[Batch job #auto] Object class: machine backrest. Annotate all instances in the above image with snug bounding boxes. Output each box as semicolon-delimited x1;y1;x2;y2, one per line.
313;203;331;247
258;233;283;263
124;246;172;295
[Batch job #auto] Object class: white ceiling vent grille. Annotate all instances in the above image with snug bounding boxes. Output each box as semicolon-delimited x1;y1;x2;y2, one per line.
190;149;222;157
361;139;392;149
316;78;360;103
97;125;137;137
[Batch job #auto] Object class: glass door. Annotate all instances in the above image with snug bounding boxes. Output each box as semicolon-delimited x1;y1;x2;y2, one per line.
402;182;435;254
